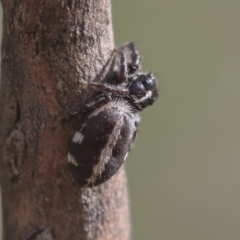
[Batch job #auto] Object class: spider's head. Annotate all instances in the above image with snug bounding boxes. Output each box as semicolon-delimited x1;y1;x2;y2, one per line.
127;73;158;111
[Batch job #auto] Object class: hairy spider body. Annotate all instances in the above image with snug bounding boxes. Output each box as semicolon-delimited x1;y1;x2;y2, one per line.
68;43;158;187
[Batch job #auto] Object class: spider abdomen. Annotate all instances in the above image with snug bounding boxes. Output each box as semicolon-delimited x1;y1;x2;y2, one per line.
68;101;138;187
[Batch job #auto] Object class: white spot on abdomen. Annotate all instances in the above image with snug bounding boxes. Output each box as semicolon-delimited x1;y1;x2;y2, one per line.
72;131;84;144
68;153;79;166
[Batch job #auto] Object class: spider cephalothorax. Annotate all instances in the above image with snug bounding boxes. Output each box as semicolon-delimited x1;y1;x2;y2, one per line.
124;72;158;111
68;43;158;187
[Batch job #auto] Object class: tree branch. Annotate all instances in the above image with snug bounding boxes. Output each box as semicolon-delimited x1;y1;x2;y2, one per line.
0;0;130;239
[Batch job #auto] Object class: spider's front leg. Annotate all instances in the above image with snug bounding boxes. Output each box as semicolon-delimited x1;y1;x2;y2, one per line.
113;42;141;84
80;75;130;97
119;42;141;74
83;94;112;114
118;51;128;83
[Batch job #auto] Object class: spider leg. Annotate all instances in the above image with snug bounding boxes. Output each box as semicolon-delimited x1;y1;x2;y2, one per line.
118;42;141;74
81;78;129;96
91;43;141;86
92;49;116;83
118;51;128;83
83;94;112;113
61;91;113;122
91;46;128;85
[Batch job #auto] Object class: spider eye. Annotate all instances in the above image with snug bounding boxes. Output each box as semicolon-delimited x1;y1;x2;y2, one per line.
129;81;145;96
143;74;155;90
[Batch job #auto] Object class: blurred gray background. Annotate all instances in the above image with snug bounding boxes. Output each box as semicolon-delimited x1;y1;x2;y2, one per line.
113;1;240;240
1;1;240;239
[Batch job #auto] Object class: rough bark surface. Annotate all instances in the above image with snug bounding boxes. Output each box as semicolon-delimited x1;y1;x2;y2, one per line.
0;1;130;240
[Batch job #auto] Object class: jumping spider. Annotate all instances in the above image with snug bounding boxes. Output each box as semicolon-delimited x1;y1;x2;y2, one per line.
68;42;158;187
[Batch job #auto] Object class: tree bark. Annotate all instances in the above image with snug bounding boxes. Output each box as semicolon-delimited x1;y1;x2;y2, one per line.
0;1;130;239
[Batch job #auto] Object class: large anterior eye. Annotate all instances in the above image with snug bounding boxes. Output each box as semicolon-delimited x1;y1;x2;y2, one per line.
143;74;155;90
129;80;146;97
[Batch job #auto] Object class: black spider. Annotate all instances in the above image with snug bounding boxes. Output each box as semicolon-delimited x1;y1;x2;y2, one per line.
68;43;158;187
